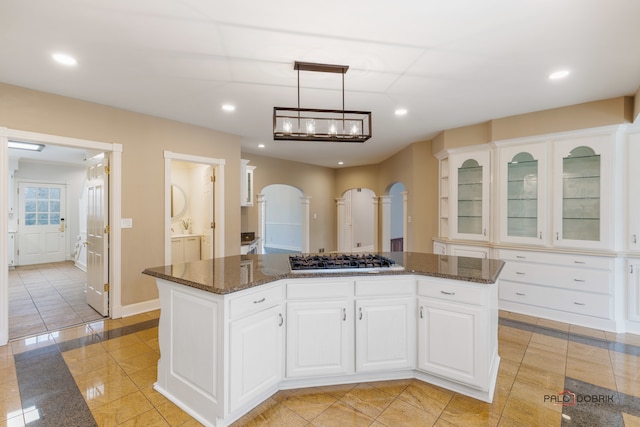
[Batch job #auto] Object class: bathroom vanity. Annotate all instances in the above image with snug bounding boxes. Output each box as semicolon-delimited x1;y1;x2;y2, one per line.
143;252;504;427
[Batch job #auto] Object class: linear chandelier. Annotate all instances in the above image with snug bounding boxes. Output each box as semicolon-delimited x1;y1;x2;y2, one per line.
273;61;372;143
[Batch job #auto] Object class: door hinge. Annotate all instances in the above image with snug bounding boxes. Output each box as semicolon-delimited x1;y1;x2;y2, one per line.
104;224;110;234
211;175;215;182
104;165;111;174
104;283;109;292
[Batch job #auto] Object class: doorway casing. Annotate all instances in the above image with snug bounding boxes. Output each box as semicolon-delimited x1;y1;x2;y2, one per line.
0;127;123;346
163;151;225;263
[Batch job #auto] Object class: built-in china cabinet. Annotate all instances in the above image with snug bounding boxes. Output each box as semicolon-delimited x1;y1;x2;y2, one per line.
435;124;639;333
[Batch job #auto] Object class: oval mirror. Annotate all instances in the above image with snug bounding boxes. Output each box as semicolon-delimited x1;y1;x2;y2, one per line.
171;184;187;219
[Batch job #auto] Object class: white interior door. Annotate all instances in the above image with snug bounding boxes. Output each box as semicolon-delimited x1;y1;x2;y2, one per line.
86;153;109;316
17;183;66;265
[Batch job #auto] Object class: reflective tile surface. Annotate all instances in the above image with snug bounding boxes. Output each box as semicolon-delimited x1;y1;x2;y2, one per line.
2;310;640;426
8;262;105;340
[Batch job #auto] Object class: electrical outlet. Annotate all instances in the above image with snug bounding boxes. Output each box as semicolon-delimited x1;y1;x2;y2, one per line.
319;248;325;253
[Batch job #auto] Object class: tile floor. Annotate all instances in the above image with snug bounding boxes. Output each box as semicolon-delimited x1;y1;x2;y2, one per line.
8;261;104;339
1;310;640;426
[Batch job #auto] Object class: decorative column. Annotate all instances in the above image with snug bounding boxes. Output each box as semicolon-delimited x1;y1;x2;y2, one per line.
373;196;380;252
256;193;266;254
402;191;408;252
300;196;311;253
336;198;347;252
380;195;391;252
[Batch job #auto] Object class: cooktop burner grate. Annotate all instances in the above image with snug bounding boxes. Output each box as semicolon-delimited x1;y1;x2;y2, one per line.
289;254;401;272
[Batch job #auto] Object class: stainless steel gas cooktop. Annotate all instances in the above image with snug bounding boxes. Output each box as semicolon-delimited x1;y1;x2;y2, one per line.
288;254;404;273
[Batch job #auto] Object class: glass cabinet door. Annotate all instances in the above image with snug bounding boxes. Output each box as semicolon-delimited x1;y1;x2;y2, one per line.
498;143;547;245
450;151;490;241
458;159;483;235
553;134;612;250
561;146;600;241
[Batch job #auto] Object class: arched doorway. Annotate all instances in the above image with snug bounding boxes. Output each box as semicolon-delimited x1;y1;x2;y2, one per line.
338;188;376;252
259;184;308;254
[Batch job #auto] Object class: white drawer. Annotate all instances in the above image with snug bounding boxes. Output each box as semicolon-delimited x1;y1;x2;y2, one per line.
500;262;611;294
499;281;611;319
497;249;613;270
287;281;353;300
355;278;415;297
229;284;282;319
417;279;486;306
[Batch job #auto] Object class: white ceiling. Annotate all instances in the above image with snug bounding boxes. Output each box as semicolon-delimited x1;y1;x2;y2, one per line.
2;0;640;168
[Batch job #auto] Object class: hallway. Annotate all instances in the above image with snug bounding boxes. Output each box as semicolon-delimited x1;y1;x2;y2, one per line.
8;261;104;339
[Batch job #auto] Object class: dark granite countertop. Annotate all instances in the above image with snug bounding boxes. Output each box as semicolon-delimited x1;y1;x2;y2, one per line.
142;252;504;295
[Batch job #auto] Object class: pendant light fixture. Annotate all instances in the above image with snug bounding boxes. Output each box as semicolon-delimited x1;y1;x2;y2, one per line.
273;61;372;143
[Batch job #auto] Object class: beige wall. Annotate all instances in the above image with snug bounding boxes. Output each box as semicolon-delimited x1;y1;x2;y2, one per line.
0;83;242;306
240;153;337;253
635;87;640;123
433;97;633;155
3;82;636;308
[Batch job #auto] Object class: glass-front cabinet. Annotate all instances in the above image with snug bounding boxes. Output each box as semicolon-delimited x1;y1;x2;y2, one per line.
450;150;490;241
552;135;612;250
498;143;547;245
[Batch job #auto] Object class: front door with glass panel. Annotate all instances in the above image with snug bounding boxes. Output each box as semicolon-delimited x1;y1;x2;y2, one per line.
18;183;66;265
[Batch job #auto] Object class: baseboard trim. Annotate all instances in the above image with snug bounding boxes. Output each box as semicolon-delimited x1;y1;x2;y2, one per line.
120;298;160;318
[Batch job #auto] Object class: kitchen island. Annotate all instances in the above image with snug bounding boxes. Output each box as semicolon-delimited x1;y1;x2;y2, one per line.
143;252;504;427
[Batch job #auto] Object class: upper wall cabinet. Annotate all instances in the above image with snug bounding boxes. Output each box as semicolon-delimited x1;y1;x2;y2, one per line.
628;131;640;252
497;142;548;246
552;133;615;250
449;150;490;241
241;159;256;207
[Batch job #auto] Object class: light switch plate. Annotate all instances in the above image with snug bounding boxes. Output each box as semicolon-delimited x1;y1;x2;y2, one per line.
121;218;133;228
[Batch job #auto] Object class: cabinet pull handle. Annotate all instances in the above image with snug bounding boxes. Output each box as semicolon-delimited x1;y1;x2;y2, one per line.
359;307;363;320
539;232;542;239
440;290;455;296
556;232;559;240
573;261;586;264
574;302;586;306
632;265;635;274
342;308;346;321
633;235;638;244
253;298;266;304
420;306;424;319
516;272;526;275
278;313;284;327
516;255;526;259
516;292;526;296
483;228;487;236
574;279;586;282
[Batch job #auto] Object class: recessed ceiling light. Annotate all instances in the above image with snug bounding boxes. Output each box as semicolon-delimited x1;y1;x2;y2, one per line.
395;108;408;116
258;144;265;148
52;53;77;66
338;161;344;165
222;104;236;112
549;70;570;80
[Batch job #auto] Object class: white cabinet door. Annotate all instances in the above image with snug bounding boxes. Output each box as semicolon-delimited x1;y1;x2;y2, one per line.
628;132;640;251
497;142;548;245
355;297;415;373
286;300;353;378
171;238;184;264
184;236;201;262
450;150;491;241
229;305;283;412
552;134;613;250
629;261;640;323
418;298;486;389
